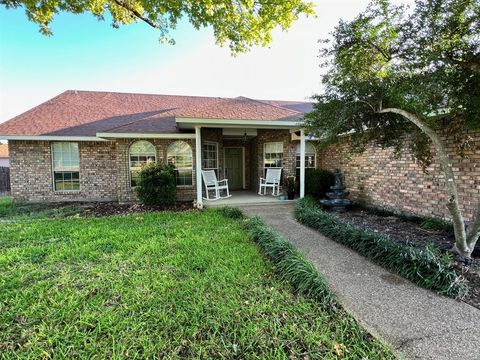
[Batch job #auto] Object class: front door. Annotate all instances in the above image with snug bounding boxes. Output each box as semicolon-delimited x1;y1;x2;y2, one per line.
224;148;243;190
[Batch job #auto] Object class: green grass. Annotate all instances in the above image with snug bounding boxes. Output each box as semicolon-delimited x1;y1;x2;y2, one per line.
0;197;83;221
0;207;394;358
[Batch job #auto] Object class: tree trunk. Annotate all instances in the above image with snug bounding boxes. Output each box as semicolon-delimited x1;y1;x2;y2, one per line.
378;108;479;258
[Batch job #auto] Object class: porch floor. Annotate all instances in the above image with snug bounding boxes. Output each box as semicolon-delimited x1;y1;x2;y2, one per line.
203;190;297;208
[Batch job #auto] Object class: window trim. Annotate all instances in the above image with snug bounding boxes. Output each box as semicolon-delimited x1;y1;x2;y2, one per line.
263;141;284;175
128;140;157;188
51;142;81;193
202;141;219;173
295;142;317;170
167;140;194;188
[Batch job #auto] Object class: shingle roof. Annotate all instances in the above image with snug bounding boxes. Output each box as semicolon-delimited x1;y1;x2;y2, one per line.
0;90;312;137
0;144;8;157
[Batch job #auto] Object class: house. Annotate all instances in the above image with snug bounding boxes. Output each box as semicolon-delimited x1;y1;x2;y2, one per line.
0;90;316;207
0;143;8;167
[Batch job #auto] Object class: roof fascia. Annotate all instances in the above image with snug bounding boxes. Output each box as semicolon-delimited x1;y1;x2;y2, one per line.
96;132;196;139
0;135;107;141
175;117;303;129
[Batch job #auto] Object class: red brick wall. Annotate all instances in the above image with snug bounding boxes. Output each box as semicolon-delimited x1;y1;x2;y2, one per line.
9;140;118;202
8;129;304;203
253;129;297;192
318;130;480;220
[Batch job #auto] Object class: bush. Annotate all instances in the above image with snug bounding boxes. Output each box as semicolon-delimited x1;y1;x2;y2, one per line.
295;197;467;298
420;217;454;233
246;216;337;309
305;169;335;199
135;163;176;207
217;206;245;219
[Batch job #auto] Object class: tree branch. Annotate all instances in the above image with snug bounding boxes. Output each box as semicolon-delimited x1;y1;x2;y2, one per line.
467;202;480;247
444;53;480;76
357;100;376;112
367;40;392;62
378;107;470;255
112;0;160;29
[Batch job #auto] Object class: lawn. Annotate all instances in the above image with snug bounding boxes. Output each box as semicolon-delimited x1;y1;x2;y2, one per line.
0;202;393;358
0;197;83;221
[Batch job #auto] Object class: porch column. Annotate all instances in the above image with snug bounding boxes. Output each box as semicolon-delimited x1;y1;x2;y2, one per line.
300;129;306;198
195;126;203;208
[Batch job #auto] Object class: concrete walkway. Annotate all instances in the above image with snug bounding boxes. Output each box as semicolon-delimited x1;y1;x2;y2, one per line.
238;203;480;360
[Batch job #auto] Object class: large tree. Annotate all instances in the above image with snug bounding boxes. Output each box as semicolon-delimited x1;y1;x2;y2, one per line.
1;0;314;53
306;0;480;259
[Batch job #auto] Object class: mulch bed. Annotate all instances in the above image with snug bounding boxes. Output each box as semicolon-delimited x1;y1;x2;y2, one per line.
79;202;195;217
326;206;480;309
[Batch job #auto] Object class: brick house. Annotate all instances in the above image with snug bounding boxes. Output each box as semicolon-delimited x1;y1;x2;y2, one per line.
0;91;316;207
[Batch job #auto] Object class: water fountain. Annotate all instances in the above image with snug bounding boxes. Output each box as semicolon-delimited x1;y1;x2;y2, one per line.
320;169;351;212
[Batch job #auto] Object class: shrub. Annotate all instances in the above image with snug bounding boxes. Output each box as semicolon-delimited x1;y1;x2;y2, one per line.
295;197;467;298
246;216;337;309
420;217;454;233
135;163;176;207
217;206;245;219
305;169;335;199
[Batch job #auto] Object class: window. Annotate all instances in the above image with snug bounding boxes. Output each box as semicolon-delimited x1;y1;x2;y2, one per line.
129;140;156;187
51;142;80;191
202;142;218;174
295;142;316;179
264;142;283;175
167;141;193;186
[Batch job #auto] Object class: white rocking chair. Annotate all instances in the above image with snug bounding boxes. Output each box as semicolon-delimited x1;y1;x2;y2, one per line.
202;170;231;200
258;168;282;196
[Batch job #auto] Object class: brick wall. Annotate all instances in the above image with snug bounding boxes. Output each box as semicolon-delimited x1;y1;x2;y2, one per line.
9;140;118;202
254;129;297;192
9;129;301;203
318;130;480;220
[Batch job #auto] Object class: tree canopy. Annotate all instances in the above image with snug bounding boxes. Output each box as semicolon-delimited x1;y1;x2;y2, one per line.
2;0;315;53
305;0;480;258
306;0;479;168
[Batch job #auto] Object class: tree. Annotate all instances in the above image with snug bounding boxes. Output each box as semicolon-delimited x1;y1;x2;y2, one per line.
305;0;480;259
1;0;314;53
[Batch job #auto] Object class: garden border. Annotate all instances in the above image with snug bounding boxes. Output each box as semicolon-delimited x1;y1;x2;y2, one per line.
294;197;467;298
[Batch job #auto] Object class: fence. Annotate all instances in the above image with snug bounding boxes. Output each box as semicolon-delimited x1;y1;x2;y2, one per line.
0;167;11;196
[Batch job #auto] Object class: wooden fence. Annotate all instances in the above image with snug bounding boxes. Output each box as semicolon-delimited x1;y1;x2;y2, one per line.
0;167;11;196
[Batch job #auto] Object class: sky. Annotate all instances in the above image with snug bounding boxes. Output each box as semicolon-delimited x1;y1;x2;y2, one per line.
0;0;414;124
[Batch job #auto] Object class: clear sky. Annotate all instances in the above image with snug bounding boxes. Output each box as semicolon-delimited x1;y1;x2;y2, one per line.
0;0;413;124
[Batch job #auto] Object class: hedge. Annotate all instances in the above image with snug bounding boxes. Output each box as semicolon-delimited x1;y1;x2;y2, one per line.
295;197;467;298
245;216;337;309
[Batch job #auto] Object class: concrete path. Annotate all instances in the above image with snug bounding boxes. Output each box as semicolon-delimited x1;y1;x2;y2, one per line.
238;203;480;360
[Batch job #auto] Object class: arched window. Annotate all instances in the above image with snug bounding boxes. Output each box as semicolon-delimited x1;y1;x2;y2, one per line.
129;140;156;187
295;142;316;178
167;141;193;186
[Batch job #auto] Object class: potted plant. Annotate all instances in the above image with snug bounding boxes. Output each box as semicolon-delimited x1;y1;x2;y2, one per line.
284;176;296;200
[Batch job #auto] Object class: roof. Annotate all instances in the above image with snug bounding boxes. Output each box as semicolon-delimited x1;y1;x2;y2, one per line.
0;91;313;139
0;144;7;158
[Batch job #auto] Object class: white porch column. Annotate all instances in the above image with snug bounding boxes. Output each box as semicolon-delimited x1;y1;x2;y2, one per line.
300;129;306;198
195;126;203;208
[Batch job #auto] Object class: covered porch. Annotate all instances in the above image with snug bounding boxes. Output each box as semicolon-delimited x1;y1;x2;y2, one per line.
187;123;310;209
